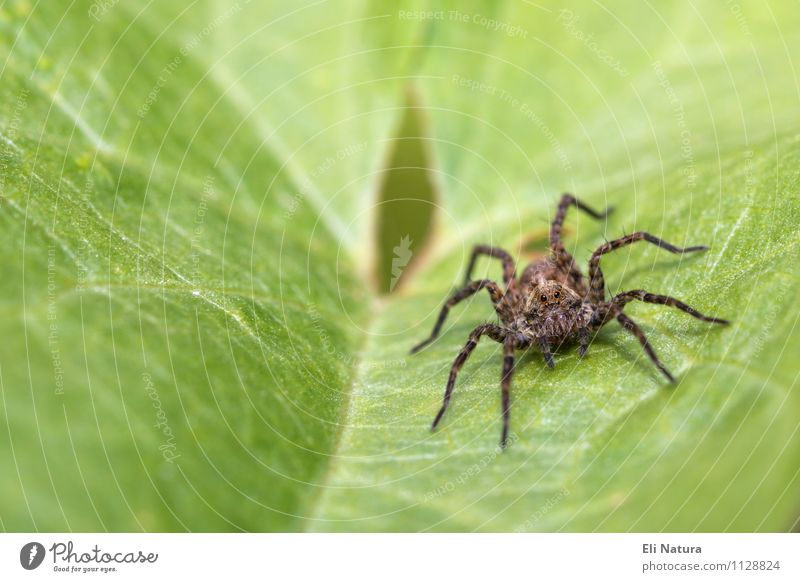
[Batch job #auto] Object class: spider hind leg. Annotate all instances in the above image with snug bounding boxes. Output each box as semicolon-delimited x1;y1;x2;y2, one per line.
550;193;613;288
464;245;517;286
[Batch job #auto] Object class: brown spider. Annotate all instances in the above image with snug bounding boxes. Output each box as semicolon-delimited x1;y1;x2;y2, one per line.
410;193;729;449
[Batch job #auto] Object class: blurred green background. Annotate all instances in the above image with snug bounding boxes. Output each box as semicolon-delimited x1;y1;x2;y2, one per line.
0;0;798;531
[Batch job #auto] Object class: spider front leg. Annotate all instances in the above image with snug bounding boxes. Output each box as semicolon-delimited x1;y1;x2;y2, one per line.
463;245;516;286
431;323;507;431
587;232;708;303
410;279;503;354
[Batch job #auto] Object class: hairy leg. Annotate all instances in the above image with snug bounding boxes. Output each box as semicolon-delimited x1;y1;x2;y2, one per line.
431;323;507;431
615;310;675;382
411;279;504;354
538;338;555;368
588;232;708;303
463;245;516;286
611;290;729;324
550;193;613;287
578;327;590;357
500;337;516;449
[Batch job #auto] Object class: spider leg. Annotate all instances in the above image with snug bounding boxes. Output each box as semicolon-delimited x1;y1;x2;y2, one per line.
410;279;503;354
538;338;555;368
500;337;516;449
611;290;729;324
614;310;675;382
551;193;613;287
577;327;589;358
463;245;516;286
587;232;708;304
431;323;506;431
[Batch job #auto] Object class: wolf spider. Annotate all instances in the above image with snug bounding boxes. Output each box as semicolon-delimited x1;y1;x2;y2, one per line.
410;193;728;449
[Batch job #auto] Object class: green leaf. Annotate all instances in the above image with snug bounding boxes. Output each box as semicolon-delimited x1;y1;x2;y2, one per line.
1;0;798;532
0;0;410;531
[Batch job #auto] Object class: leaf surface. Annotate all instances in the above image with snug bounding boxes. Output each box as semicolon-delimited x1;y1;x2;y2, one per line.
1;0;798;532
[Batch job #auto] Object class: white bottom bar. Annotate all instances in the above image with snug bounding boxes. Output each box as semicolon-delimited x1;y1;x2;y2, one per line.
1;533;797;581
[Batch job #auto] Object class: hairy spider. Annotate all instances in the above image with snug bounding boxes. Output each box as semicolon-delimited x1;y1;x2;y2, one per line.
410;193;729;449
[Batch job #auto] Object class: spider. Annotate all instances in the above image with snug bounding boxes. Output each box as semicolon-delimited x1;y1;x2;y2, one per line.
410;193;729;449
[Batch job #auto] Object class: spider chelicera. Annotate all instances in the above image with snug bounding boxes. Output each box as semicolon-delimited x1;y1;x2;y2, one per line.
410;194;729;449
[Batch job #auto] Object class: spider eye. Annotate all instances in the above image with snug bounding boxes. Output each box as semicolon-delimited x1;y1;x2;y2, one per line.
540;295;547;302
554;292;560;298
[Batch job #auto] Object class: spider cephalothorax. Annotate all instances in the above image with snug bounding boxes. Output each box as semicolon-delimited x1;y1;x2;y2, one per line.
411;194;729;448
